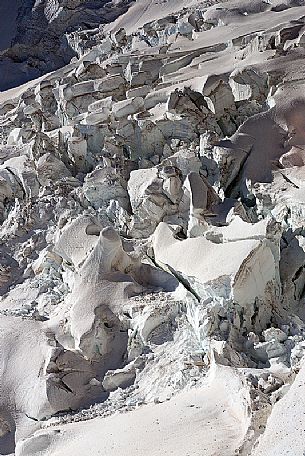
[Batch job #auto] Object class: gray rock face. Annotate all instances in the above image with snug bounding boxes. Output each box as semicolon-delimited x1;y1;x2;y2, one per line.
0;0;133;90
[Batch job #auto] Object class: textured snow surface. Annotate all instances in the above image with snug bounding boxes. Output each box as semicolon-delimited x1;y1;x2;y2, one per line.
1;0;305;455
